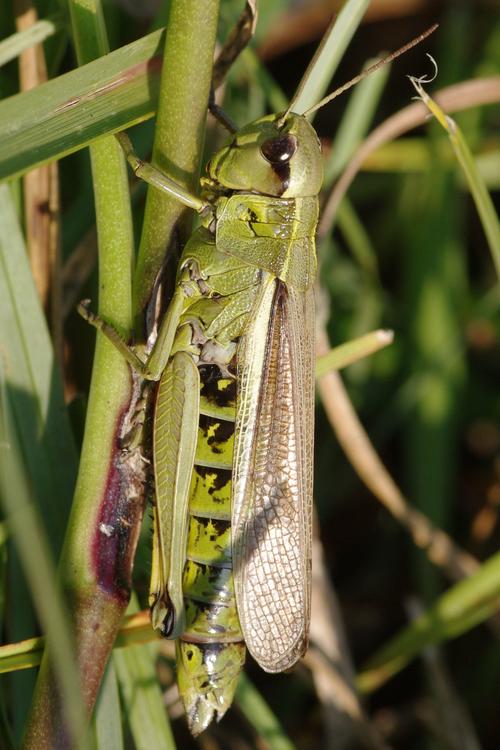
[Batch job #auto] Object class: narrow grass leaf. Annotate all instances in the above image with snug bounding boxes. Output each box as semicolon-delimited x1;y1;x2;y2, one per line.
0;360;87;749
409;75;500;281
325;59;390;185
0;28;165;180
93;661;124;750
0;635;45;674
320;61;389;256
114;644;175;750
0;610;157;675
0;15;62;68
0;183;76;553
290;0;370;116
235;673;295;750
333;198;380;279
358;549;500;693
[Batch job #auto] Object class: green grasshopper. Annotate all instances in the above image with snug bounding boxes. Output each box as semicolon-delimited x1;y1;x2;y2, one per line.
80;25;436;735
82;108;320;734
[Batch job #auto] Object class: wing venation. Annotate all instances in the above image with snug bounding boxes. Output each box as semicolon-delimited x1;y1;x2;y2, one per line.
233;278;314;672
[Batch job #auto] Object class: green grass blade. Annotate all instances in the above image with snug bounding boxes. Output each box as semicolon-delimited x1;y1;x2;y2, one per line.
0;635;45;674
0;183;77;552
290;0;370;116
410;76;500;281
0;610;156;675
319;56;389;276
93;661;124;750
0;28;165;180
0;360;87;749
235;673;295;750
113;644;175;750
358;549;500;693
324;59;391;186
334;197;380;279
444;125;500;279
0;15;62;68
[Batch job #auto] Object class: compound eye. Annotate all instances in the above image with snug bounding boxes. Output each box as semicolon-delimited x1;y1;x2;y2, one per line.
260;134;297;163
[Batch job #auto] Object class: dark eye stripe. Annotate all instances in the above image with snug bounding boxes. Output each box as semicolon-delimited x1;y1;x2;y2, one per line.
260;134;297;164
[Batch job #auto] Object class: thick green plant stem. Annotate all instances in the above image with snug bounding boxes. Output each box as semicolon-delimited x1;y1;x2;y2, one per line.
23;1;135;748
133;0;220;324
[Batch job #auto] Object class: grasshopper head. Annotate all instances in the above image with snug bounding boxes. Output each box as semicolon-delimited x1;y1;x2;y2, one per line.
206;112;323;198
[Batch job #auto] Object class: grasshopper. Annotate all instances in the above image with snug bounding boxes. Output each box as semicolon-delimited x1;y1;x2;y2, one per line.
82;109;320;734
80;24;437;735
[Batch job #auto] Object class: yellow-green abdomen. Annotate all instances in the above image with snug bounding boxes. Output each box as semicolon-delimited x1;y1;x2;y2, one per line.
176;367;245;735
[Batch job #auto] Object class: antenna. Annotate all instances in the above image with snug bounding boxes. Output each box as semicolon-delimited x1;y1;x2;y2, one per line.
302;23;439;118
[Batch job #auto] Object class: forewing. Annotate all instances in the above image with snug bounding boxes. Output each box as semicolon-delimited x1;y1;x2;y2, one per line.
232;278;314;672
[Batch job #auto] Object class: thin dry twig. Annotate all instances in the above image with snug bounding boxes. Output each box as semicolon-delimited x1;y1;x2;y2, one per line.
319;75;500;236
